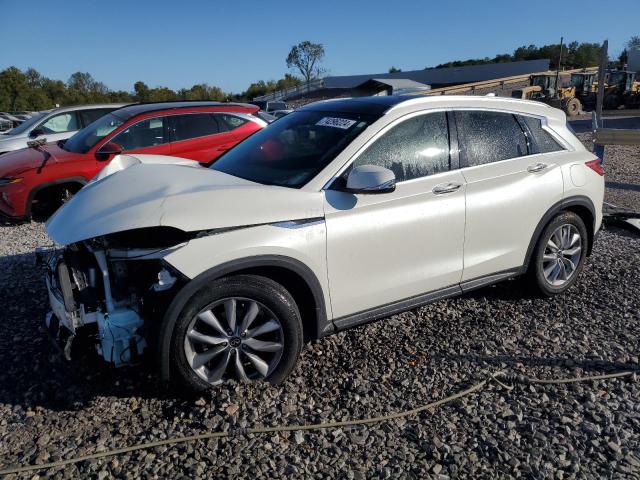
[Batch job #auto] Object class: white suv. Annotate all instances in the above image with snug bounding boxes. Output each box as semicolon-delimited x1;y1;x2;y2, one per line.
43;95;604;391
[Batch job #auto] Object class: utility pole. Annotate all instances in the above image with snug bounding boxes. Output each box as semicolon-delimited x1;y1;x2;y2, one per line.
593;39;609;161
555;36;564;90
595;40;608;127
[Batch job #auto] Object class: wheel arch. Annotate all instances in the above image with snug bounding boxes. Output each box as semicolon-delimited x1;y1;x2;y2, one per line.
522;195;596;273
157;255;332;383
26;176;88;217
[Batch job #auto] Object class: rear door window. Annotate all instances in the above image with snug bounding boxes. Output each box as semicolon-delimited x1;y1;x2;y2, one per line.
352;111;450;182
519;115;564;154
454;111;528;167
78;108;115;128
111;117;167;150
169;113;220;142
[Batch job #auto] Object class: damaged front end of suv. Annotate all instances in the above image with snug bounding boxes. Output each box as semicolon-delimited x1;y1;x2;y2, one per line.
39;226;190;366
39;155;327;375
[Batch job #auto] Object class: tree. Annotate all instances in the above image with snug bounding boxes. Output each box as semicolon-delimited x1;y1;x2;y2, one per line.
0;67;28;110
388;67;402;73
627;36;640;50
133;81;150;102
42;78;66;106
286;41;325;83
435;41;602;70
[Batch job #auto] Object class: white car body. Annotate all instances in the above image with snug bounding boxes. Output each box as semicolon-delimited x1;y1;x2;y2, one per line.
44;95;604;384
0;103;129;155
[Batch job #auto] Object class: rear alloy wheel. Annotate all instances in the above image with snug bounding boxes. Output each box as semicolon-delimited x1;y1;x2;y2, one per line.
170;275;303;391
541;224;582;286
529;211;588;296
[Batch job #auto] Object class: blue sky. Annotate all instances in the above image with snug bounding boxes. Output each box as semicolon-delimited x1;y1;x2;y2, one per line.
0;0;636;94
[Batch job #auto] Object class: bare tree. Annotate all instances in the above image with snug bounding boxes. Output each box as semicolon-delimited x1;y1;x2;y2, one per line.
286;41;325;83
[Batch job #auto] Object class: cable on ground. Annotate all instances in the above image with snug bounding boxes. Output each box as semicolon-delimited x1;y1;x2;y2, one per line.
0;368;636;475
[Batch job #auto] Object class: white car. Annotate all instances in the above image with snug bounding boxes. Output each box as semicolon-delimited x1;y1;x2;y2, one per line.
43;95;604;391
0;104;129;155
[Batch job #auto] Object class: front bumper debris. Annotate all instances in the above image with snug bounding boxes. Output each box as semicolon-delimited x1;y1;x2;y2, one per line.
41;247;147;366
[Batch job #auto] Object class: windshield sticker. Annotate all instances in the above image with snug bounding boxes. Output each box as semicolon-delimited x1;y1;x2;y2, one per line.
316;117;357;129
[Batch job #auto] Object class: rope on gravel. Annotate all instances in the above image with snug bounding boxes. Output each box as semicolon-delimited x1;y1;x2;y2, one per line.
0;369;635;476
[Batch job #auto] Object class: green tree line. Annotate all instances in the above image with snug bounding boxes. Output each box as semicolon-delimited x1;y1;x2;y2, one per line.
434;40;604;70
0;66;302;111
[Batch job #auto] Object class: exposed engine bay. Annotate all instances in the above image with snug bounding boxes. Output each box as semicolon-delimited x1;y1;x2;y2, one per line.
38;230;187;366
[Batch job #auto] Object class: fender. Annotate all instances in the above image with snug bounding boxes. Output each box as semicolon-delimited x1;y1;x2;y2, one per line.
25;176;88;217
157;255;331;383
521;195;596;273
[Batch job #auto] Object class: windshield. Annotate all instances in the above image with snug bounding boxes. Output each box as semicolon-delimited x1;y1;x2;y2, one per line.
570;75;584;88
62;113;124;153
3;112;48;136
531;76;547;88
211;110;376;188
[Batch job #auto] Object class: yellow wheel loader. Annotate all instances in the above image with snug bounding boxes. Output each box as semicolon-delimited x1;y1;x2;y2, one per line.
512;74;582;116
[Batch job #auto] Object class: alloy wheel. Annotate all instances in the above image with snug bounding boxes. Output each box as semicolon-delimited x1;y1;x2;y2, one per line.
184;297;284;385
541;224;582;286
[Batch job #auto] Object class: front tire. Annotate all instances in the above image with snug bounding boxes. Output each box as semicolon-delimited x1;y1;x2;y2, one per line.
168;275;303;392
528;211;588;296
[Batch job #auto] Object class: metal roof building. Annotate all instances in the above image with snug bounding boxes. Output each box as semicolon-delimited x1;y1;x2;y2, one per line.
255;59;550;102
323;59;550;90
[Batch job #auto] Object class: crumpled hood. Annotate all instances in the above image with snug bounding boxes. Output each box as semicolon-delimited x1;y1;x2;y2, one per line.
46;162;324;245
91;153;201;182
0;143;76;177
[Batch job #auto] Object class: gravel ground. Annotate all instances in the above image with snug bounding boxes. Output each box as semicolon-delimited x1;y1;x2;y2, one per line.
0;141;639;478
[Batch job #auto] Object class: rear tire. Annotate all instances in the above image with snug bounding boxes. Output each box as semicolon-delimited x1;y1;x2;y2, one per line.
168;275;303;392
527;211;588;297
604;93;620;110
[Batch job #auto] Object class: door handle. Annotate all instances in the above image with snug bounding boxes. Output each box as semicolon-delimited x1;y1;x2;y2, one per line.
527;162;548;173
432;182;462;194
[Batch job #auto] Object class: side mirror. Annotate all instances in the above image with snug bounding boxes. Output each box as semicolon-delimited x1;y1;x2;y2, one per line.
345;165;396;194
95;142;123;160
29;128;44;138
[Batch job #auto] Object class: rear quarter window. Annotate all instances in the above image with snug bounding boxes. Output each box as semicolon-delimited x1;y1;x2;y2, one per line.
519;115;565;154
217;114;249;131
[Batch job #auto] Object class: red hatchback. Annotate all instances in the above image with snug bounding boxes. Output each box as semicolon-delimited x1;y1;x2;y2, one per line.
0;102;266;220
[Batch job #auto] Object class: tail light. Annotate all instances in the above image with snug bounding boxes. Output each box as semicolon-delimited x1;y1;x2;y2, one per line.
585;158;604;176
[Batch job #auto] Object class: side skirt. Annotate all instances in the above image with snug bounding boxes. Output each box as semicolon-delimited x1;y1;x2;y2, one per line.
333;268;521;332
